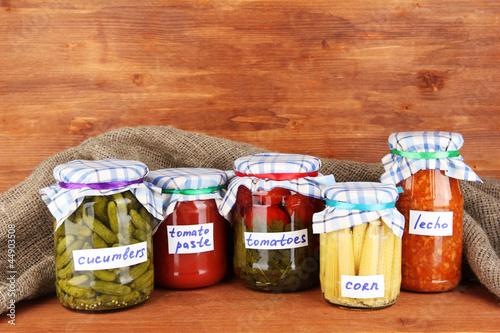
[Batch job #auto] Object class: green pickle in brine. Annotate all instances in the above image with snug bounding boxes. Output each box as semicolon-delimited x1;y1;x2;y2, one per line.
54;191;155;311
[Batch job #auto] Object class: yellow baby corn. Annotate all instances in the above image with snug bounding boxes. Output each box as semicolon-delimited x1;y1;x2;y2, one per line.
320;218;401;309
358;220;380;276
376;222;395;303
338;227;355;277
319;233;326;287
322;231;338;302
352;223;367;275
390;234;402;300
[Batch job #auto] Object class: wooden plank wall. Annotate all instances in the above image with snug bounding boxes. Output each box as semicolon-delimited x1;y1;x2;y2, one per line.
1;0;499;192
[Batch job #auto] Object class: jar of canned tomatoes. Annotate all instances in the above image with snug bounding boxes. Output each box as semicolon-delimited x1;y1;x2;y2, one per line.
40;159;164;311
219;153;336;292
313;182;405;309
145;168;229;289
380;131;482;292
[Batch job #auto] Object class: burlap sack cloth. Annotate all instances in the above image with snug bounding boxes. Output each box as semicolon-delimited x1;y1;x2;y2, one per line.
0;126;498;313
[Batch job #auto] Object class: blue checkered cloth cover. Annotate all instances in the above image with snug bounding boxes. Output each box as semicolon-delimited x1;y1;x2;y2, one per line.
145;168;230;219
312;182;405;238
218;153;336;218
380;131;482;185
40;159;164;231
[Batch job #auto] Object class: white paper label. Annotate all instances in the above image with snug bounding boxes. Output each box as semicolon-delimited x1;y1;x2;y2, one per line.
73;242;148;271
409;210;453;236
244;229;308;250
167;223;214;254
341;275;385;299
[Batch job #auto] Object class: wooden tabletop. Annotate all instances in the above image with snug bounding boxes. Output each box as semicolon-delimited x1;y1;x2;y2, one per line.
5;278;499;332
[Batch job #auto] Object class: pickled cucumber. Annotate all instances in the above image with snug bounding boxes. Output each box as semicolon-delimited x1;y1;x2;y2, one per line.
57;260;74;279
130;269;154;291
56;239;84;269
133;229;147;242
82;214;118;244
95;196;110;221
91;280;132;296
128;260;150;280
68;274;90;286
56;235;76;255
59;279;95;299
63;221;92;237
93;269;116;282
130;209;147;231
54;192;156;311
107;201;120;234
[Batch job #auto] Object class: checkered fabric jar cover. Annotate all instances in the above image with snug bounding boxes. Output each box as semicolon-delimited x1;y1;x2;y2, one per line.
312;182;405;238
145;168;230;219
40;159;164;231
218;153;336;218
380;131;482;185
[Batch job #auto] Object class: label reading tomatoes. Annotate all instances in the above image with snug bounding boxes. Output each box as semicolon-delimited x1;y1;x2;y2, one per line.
409;210;453;236
244;229;308;249
167;224;214;254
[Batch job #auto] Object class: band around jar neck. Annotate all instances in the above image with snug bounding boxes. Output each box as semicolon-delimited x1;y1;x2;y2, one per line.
390;149;460;159
234;171;319;181
58;178;144;190
326;199;396;211
161;185;225;195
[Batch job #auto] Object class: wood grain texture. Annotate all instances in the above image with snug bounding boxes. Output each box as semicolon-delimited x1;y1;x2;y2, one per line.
1;0;500;193
5;279;500;332
1;2;500;329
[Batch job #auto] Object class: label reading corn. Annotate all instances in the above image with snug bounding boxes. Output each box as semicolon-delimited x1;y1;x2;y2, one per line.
244;229;308;250
409;210;453;236
167;223;214;254
341;275;385;299
73;242;148;271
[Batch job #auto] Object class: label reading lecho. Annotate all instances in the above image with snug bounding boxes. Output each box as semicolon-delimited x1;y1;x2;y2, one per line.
409;210;453;236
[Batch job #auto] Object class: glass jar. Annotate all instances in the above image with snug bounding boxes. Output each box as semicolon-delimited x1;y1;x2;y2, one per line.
397;169;464;292
233;186;324;292
146;168;229;289
380;131;482;293
153;199;228;289
313;182;404;309
41;159;164;311
54;193;155;310
219;153;336;292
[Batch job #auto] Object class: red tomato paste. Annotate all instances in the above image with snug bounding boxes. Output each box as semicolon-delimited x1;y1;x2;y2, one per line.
154;199;228;289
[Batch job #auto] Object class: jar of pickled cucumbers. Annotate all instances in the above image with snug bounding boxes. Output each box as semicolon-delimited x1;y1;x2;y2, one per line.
312;182;405;310
40;159;164;311
380;132;482;293
219;153;336;292
145;168;229;289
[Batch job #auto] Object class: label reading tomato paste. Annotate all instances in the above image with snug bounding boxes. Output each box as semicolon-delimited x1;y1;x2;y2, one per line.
167;224;214;254
73;241;148;271
341;275;385;299
244;229;308;250
409;210;453;236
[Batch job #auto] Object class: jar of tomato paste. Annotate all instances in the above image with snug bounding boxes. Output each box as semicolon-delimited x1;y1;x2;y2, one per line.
312;182;405;309
145;168;229;289
380;132;482;292
40;159;164;311
219;153;336;292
